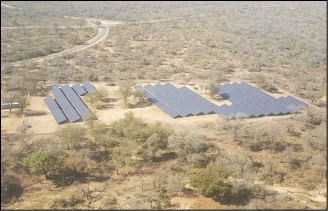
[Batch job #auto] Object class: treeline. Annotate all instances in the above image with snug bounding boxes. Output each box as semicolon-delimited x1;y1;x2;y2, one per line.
2;1;326;25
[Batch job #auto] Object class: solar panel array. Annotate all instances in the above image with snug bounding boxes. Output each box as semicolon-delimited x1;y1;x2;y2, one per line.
61;85;92;118
216;82;308;118
138;82;309;119
137;83;220;118
44;96;67;124
72;83;87;96
83;82;97;93
51;86;81;123
45;83;96;124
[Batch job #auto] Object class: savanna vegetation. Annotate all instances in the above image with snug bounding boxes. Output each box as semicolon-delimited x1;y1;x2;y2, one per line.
1;1;326;210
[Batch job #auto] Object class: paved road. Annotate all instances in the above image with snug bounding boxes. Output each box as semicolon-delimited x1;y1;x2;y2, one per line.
8;26;109;67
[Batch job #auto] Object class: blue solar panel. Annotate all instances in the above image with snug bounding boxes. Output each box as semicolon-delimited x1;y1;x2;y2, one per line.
140;82;309;119
51;86;81;122
215;82;310;118
72;84;87;96
134;85;144;91
141;83;221;118
44;96;67;124
83;82;97;93
61;85;92;118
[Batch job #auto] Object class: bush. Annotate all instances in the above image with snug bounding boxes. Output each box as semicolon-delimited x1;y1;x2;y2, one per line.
51;190;85;208
24;149;63;179
189;162;232;202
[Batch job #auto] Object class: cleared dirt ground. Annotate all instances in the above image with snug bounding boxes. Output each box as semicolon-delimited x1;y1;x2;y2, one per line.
1;81;326;210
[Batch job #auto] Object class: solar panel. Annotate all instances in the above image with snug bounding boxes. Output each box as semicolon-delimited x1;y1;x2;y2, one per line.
134;85;144;91
44;96;67;124
141;83;222;118
83;82;97;93
140;82;309;119
72;84;87;96
51;85;81;122
215;82;310;117
61;85;92;118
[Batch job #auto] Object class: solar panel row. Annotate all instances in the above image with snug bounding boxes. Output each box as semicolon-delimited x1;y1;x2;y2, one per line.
72;83;87;96
216;82;308;118
51;86;81;122
140;83;220;118
83;82;97;93
44;96;67;124
139;82;309;119
61;85;92;118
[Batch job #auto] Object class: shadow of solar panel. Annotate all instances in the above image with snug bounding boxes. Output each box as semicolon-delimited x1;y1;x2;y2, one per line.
72;84;87;96
44;96;67;124
83;82;97;93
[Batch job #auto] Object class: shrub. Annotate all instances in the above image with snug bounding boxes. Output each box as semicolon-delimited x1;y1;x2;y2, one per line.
189;162;233;202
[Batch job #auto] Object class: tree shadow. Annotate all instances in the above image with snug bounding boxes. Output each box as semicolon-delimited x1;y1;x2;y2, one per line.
32;91;49;97
94;104;115;110
89;175;110;183
5;183;24;199
24;110;48;117
129;101;152;109
1;174;24;203
101;98;118;103
49;168;110;187
214;187;252;206
89;150;110;162
49;169;89;187
152;152;177;163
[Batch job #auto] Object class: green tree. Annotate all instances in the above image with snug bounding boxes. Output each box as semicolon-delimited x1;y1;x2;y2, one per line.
57;125;86;150
17;94;29;114
118;81;134;107
207;81;219;98
190;162;232;202
111;112;148;141
24;150;63;179
144;121;172;160
21;73;39;94
110;139;138;175
133;89;147;104
92;122;117;151
168;131;207;162
83;112;98;130
85;91;102;107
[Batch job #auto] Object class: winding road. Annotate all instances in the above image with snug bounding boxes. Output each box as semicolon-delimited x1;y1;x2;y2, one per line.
2;18;125;67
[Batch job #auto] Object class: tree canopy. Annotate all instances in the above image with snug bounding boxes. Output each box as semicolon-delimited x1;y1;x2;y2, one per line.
24;150;63;179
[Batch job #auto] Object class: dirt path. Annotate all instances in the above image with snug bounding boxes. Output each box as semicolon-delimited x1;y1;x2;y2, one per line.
255;180;327;209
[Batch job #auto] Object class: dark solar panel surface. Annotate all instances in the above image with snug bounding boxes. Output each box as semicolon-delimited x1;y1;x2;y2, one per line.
139;82;309;119
51;86;81;122
61;85;92;118
44;96;67;124
140;83;220;118
83;82;97;93
72;84;87;96
216;82;308;118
